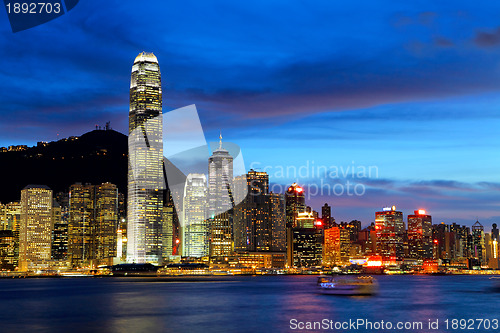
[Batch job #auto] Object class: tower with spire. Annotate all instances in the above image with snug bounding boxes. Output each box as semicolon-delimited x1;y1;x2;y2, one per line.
208;134;234;257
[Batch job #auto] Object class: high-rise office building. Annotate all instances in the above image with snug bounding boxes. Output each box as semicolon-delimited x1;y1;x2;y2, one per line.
69;183;118;268
208;136;234;257
285;183;306;267
375;206;405;258
182;173;208;257
19;185;53;271
0;230;16;270
269;192;286;252
407;209;432;259
472;221;486;265
127;52;164;264
234;170;286;255
321;203;332;228
0;202;20;267
68;183;94;268
95;183;118;264
285;183;306;228
234;170;269;252
323;227;341;266
52;204;68;264
161;205;175;260
432;222;457;261
449;223;470;259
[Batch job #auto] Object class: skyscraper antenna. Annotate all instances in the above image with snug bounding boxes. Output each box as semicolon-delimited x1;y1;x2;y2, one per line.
219;131;223;149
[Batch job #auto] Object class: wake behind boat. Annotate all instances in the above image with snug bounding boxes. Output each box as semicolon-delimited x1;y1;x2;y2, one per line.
317;275;378;296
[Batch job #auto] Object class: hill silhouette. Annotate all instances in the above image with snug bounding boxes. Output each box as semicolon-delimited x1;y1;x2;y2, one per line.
0;129;128;203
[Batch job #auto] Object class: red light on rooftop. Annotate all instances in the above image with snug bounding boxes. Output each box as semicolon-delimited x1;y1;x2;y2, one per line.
433;239;438;244
295;186;303;193
418;209;426;215
314;220;322;226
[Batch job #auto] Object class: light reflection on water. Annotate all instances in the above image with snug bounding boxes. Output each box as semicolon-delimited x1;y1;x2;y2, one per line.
0;275;498;333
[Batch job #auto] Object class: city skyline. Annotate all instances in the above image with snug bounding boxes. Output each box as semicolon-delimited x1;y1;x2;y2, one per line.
0;1;499;226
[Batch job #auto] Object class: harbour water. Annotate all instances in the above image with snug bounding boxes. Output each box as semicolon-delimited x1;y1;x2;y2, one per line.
0;275;498;333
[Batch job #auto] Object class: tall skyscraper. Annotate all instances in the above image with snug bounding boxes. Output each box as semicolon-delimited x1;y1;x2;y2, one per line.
0;202;20;267
95;182;119;265
285;183;306;267
208;136;234;257
127;52;164;264
182;173;208;257
321;203;332;229
69;183;118;268
68;183;94;268
52;204;68;264
407;209;432;259
285;183;305;228
269;192;286;252
323;227;341;266
375;206;405;258
19;185;53;272
472;221;485;265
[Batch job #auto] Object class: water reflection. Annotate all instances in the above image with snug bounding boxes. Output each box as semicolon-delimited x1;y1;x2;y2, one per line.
0;276;497;333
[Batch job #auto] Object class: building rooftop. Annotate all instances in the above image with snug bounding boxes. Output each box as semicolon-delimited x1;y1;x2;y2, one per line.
134;51;158;64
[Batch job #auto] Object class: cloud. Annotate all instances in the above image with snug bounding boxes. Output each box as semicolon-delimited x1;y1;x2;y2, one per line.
270;176;500;226
434;37;454;47
474;27;500;47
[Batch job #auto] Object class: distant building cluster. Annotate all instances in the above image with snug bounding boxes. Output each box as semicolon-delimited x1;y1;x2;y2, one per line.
0;183;125;272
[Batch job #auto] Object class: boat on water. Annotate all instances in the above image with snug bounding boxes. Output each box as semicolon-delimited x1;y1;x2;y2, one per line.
490;276;500;291
317;275;378;296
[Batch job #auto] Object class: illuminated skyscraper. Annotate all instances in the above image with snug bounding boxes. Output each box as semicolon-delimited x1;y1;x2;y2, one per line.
285;183;306;267
208;136;234;257
323;226;341;266
321;203;332;228
290;211;322;268
95;182;118;265
0;202;20;267
233;170;286;254
127;52;164;264
69;183;118;268
472;221;486;265
0;230;16;270
161;205;175;260
19;185;53;272
285;183;305;228
269;192;286;252
407;209;432;259
182;173;208;257
68;183;94;268
375;206;405;258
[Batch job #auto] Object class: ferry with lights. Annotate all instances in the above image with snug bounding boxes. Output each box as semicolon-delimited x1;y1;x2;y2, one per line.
317;275;378;295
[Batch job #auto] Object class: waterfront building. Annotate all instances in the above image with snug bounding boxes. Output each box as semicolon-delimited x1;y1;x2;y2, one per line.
208;136;234;257
182;173;208;257
127;52;164;264
471;221;486;265
0;230;16;270
51;202;68;265
407;209;432;259
19;185;53;271
321;203;332;229
69;183;118;268
323;226;340;266
375;206;405;258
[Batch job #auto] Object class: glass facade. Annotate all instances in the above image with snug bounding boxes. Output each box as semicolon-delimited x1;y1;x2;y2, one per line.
127;52;164;264
182;173;208;257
